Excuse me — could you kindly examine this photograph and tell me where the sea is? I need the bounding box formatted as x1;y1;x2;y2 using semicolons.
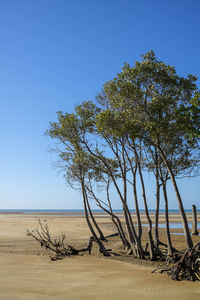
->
0;209;197;215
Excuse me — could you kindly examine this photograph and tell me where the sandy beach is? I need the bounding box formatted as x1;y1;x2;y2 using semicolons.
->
0;213;200;300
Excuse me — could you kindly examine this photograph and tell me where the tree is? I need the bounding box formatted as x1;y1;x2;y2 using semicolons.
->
98;51;200;249
45;51;200;267
47;110;111;256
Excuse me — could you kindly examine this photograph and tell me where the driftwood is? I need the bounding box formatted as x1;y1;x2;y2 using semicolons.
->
26;219;95;260
27;219;118;260
152;242;200;281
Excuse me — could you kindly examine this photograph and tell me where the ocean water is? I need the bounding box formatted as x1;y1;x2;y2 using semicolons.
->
143;222;200;229
0;208;198;215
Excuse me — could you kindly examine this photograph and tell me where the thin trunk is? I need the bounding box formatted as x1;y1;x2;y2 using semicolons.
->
98;203;130;248
168;171;193;248
124;144;142;240
86;194;106;241
121;165;136;243
139;165;155;259
86;181;130;249
106;184;130;248
130;161;142;242
123;206;135;244
83;139;143;257
134;145;156;260
132;167;144;256
162;181;173;256
122;203;144;257
81;179;111;256
154;178;160;248
192;204;198;236
114;217;130;248
159;151;193;249
122;143;144;258
154;148;160;248
121;142;142;255
121;144;135;244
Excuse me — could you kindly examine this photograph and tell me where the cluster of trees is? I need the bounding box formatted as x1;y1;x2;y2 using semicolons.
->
47;51;200;261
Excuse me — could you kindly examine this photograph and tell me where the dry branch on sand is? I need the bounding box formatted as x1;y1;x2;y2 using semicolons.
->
26;219;94;260
26;219;117;260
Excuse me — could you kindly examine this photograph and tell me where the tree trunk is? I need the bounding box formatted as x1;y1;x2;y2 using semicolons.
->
135;149;156;260
154;178;160;249
162;181;173;255
112;215;130;248
124;146;143;255
106;190;130;248
154;148;160;248
168;171;193;248
121;167;143;255
86;194;106;241
132;164;142;243
122;205;135;243
159;151;193;249
81;180;111;256
192;204;199;236
96;202;130;249
85;142;143;257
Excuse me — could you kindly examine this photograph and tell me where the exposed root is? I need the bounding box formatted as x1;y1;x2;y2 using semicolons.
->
152;242;200;281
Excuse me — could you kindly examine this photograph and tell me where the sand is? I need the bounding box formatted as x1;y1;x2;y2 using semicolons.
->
0;213;200;300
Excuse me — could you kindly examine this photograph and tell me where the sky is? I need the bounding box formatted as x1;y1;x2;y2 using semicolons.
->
0;0;200;210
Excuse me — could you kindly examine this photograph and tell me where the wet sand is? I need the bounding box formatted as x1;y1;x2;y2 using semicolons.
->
0;213;200;299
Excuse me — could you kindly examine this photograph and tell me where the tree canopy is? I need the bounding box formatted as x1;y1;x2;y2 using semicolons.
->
47;51;200;259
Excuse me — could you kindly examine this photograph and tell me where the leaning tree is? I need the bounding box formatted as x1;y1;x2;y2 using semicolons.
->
47;110;111;256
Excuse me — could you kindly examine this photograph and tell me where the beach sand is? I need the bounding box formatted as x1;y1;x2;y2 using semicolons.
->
0;213;200;300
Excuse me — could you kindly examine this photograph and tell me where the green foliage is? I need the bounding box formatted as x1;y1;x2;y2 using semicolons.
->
97;51;199;173
47;50;200;202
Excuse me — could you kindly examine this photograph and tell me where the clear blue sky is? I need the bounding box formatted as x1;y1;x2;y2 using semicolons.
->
0;0;199;209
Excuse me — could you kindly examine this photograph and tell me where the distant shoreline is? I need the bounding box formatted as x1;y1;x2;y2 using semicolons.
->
0;209;197;216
